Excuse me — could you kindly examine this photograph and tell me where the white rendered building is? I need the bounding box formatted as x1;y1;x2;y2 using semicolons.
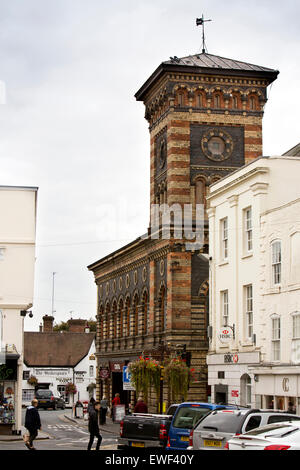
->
0;185;38;435
207;154;300;413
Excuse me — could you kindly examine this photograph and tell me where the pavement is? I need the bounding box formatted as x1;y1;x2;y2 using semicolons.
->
0;410;120;442
0;427;50;442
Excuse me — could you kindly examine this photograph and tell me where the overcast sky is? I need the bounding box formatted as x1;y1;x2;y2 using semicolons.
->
0;0;298;331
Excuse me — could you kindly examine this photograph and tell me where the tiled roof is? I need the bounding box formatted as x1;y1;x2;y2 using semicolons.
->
24;332;95;367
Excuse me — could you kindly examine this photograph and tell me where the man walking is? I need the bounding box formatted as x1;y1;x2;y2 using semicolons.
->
24;398;41;450
87;401;102;451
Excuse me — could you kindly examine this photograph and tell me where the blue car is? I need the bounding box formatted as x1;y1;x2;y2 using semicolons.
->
166;402;236;450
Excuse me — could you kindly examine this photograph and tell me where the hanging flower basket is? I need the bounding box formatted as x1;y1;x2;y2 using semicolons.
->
65;382;77;395
129;357;161;403
164;358;193;402
27;375;38;387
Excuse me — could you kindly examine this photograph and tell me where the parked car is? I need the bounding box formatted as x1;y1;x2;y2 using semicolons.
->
118;405;179;449
226;420;300;450
166;402;241;450
35;389;66;410
188;408;300;450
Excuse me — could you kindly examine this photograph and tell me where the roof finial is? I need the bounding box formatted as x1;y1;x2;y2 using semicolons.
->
196;14;212;54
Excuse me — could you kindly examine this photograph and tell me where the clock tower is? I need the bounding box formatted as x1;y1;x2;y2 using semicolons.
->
135;52;279;217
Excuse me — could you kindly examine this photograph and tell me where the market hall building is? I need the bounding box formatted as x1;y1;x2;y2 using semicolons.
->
88;50;278;411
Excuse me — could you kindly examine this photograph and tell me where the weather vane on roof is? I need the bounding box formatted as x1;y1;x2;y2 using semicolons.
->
196;14;212;54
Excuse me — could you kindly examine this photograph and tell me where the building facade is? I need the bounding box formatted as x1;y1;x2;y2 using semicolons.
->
88;52;278;411
0;185;38;435
207;154;300;413
22;316;96;408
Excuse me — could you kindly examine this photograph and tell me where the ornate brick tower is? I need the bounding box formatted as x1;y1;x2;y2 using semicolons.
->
89;51;278;410
135;53;278;215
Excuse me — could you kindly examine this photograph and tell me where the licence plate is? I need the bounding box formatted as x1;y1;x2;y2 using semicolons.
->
204;439;222;447
130;442;145;448
180;436;189;442
40;400;47;403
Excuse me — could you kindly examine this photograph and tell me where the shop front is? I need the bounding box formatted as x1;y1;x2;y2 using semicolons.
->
0;355;18;435
251;368;300;414
207;351;261;408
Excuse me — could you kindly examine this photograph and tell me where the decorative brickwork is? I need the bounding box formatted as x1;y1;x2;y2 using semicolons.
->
88;51;278;411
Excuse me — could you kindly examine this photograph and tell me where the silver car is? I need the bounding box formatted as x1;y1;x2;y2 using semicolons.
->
188;409;300;450
227;420;300;450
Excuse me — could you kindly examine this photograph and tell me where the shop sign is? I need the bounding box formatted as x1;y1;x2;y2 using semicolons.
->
0;360;17;381
123;366;135;391
282;378;289;392
219;327;234;344
110;362;124;372
99;367;110;380
224;353;239;364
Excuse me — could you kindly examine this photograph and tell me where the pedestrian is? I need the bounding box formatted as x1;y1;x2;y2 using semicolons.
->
134;396;148;413
100;395;108;425
24;398;41;450
87;396;96;416
111;393;121;422
87;401;102;451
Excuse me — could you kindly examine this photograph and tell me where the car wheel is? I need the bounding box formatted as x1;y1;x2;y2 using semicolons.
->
53;403;57;410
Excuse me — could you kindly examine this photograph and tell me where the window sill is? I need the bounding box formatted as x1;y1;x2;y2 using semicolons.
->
241;252;253;260
218;260;229;267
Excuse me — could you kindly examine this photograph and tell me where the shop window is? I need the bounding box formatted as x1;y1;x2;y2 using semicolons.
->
0;382;15;426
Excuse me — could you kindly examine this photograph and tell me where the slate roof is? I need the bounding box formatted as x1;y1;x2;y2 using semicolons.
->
135;52;279;101
163;52;277;73
283;143;300;157
24;332;95;367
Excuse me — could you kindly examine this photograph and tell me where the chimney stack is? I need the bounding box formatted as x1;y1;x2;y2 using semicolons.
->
67;318;86;333
42;315;54;332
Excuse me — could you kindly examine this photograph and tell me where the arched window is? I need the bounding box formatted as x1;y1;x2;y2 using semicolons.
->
196;93;203;108
249;96;256;110
177;92;185;107
118;299;124;338
195;178;206;206
159;286;166;332
133;294;139;336
125;298;130;337
214;94;220;108
112;301;117;338
142;291;148;335
232;95;238;109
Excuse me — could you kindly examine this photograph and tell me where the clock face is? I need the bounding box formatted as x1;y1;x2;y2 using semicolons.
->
201;129;234;162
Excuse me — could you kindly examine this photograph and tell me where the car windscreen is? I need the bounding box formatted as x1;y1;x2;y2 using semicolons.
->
36;390;52;398
172;407;211;429
195;411;244;433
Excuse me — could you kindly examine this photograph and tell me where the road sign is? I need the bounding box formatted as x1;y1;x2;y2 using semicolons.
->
123;366;135;391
